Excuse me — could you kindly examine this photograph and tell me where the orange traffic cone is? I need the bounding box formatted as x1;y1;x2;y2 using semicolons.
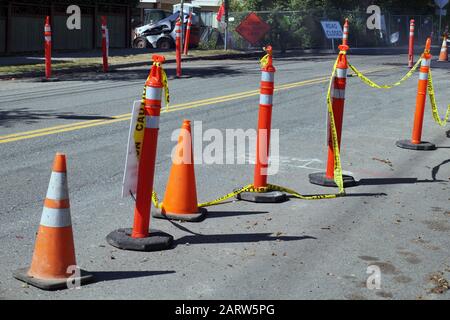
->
13;153;93;290
152;120;207;222
438;34;448;62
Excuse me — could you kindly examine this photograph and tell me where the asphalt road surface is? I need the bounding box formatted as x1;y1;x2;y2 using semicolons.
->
0;53;449;300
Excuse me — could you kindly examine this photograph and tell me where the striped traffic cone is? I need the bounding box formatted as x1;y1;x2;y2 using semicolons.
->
397;38;436;151
13;153;93;290
438;34;448;62
309;18;356;188
237;46;287;203
153;120;207;222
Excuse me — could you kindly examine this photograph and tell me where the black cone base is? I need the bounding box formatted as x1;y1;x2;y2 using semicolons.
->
152;207;207;222
396;140;436;151
13;268;94;291
309;172;357;188
106;228;173;252
237;191;288;203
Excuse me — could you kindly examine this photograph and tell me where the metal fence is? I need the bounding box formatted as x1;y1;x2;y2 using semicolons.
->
200;9;437;51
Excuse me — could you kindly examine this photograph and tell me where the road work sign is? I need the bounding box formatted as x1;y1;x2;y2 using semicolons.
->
320;21;343;39
235;12;271;45
122;100;142;197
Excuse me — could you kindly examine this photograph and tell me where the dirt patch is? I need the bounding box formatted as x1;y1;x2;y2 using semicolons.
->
358;256;379;261
371;261;399;275
398;252;422;265
372;157;394;170
345;293;367;300
394;275;413;283
376;291;393;299
428;272;449;294
422;220;450;232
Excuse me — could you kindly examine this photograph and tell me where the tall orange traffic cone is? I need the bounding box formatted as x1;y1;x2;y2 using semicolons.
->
13;153;93;290
153;120;207;222
438;34;448;62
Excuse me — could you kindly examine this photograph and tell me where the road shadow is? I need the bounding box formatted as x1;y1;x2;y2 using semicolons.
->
206;211;269;219
0;107;113;128
52;65;247;83
175;233;316;246
432;159;450;180
90;270;175;283
342;192;387;198
357;178;446;186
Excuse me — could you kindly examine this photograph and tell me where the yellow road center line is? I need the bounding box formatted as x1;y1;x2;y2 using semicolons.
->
0;66;394;144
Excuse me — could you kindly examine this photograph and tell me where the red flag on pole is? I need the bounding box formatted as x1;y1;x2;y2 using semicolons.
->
216;2;225;22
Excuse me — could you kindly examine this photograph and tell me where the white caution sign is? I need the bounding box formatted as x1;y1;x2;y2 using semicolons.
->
320;21;343;39
122;100;142;198
435;0;449;8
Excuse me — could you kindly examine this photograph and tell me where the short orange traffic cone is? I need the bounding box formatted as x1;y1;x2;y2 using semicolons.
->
13;153;93;290
153;120;207;222
438;34;448;62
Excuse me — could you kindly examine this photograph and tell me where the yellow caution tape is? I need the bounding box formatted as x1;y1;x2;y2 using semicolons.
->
133;85;147;159
260;53;269;68
348;57;422;89
198;185;254;207
150;52;347;209
134;63;170;159
327;53;345;194
245;184;342;200
427;69;450;127
151;185;254;209
159;62;170;111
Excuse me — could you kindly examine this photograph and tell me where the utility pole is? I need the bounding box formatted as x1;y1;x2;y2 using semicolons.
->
224;0;229;50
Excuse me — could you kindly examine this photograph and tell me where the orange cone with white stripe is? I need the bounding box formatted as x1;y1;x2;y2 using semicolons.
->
438;34;448;62
13;153;93;290
152;120;207;222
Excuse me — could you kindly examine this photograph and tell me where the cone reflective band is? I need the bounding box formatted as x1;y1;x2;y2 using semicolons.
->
237;46;287;203
13;153;93;290
176;19;182;77
44;16;51;79
183;13;192;55
342;19;349;46
101;16;108;73
309;19;356;188
397;38;436;151
438;34;448;62
106;55;173;252
408;20;415;68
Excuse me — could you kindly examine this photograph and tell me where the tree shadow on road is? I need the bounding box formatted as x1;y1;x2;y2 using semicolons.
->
0;107;113;128
90;270;175;283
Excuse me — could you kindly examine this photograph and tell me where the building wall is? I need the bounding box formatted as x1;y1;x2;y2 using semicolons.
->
53;14;94;50
0;12;5;53
2;1;132;54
